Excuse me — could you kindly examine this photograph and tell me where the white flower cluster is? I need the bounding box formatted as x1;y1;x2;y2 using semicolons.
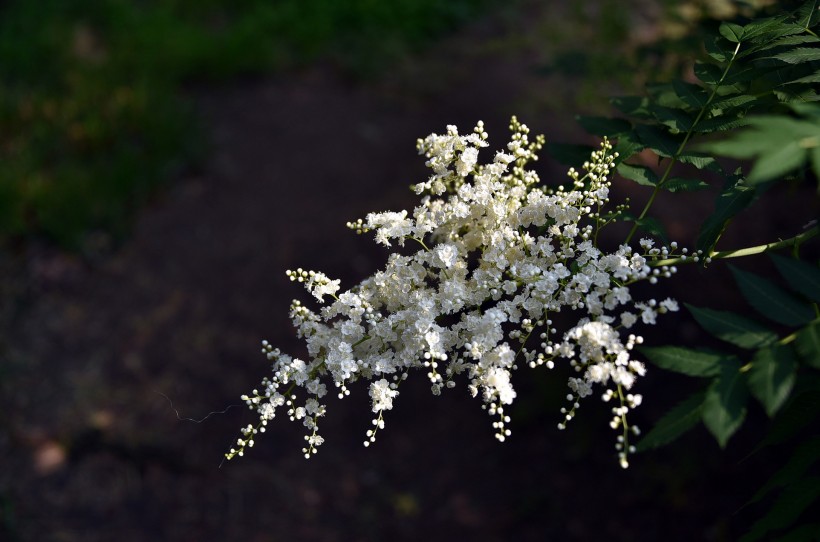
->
227;118;679;468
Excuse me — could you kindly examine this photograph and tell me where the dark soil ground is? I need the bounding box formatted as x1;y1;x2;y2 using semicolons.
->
2;3;818;541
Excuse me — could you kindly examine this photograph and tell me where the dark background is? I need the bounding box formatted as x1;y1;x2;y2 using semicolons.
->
1;1;817;540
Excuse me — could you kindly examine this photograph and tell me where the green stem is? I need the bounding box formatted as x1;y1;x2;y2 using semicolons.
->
625;41;743;244
649;225;818;266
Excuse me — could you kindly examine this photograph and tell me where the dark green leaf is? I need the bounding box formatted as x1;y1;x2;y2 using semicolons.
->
686;304;777;349
635;124;682;158
694;61;724;85
639;346;729;377
769;47;820;64
649;104;694;132
756;378;820;449
635;392;705;452
677;152;721;171
616;163;658;186
771;34;820;47
750;436;820;504
705;37;733;62
702;361;748;448
576;116;632;137
744;17;802;42
741;15;790;40
771;254;820;301
613;131;645;160
661;177;710;192
730;266;816;326
710;94;758;115
719;22;744;43
795;321;820;369
741;476;820;542
696;179;756;254
796;1;820;28
692;115;751;134
786;71;820;84
748;344;797;417
610;95;652;119
672;80;708;108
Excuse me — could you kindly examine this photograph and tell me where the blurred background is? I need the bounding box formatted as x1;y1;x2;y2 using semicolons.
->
1;0;813;540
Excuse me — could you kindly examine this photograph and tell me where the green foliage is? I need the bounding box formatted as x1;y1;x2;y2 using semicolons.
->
730;265;816;327
702;360;748;448
565;1;820;244
639;346;729;377
685;303;778;349
640;253;819;451
639;252;820;537
0;0;494;247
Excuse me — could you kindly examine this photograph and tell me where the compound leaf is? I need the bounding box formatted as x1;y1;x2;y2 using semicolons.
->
748;344;797;417
730;266;815;327
636;391;705;452
686;304;777;349
640;346;729;377
702;361;748;448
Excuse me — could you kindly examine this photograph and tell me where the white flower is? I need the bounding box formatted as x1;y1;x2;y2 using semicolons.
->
370;379;399;412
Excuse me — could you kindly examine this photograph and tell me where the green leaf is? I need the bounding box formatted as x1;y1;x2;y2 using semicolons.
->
741;15;791;41
677;152;721;171
694;61;724;85
661;177;710;192
696;179;756;254
719;22;744;43
672;80;708;108
702;361;748;448
649;104;695;132
745;116;820;138
771;253;820;301
744;17;803;42
639;346;729;377
576;116;631;137
747;140;807;184
610;95;652;119
786;71;820;84
635;392;705;452
750;436;820;504
613;131;645;160
796;1;820;28
710;94;758;113
771;35;820;47
755;378;820;449
705;37;733;62
769;47;820;64
795;321;820;369
692;115;751;134
616;162;659;186
741;476;820;542
635;124;682;158
686;304;777;349
748;344;797;417
697;131;773;159
730;266;816;326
